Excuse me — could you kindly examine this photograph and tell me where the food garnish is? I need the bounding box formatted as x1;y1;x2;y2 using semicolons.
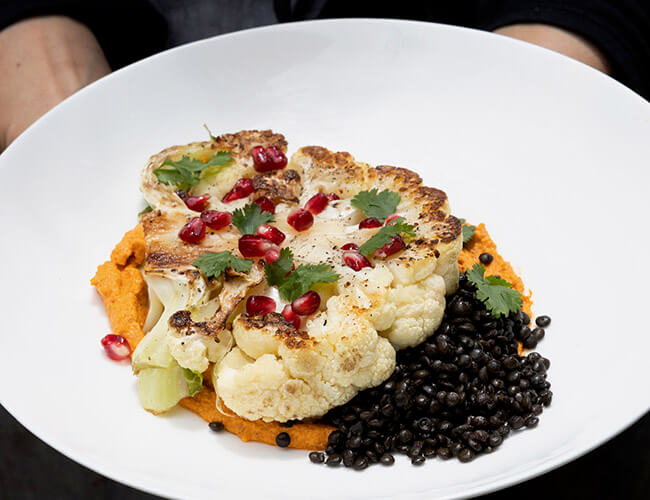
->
231;202;274;235
153;151;233;191
193;251;253;279
459;218;476;245
358;217;415;257
138;204;153;217
466;263;523;317
351;188;401;222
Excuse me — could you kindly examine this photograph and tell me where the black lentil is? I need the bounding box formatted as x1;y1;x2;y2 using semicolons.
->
208;421;224;432
309;272;552;469
275;432;291;448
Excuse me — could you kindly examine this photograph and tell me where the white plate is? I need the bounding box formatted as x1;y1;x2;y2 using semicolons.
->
0;19;649;500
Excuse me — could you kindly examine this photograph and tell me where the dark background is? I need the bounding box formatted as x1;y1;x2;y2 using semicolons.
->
1;1;648;498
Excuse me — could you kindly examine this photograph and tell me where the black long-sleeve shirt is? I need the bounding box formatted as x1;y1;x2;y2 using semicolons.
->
0;0;648;99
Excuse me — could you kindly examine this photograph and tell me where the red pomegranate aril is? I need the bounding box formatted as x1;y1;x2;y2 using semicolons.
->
385;214;401;225
287;208;314;231
341;242;359;251
201;210;231;230
184;193;211;212
326;193;340;201
222;178;255;202
374;235;406;258
176;189;189;201
343;250;372;271
291;291;321;316
256;224;286;245
179;217;206;244
101;334;131;361
239;234;276;257
251;145;269;171
246;295;276;316
282;304;301;329
263;246;281;264
305;193;329;214
254;196;276;214
359;217;382;229
266;146;288;170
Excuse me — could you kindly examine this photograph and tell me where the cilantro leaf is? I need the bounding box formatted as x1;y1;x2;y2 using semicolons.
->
264;248;294;287
231;203;274;235
351;189;401;222
183;368;203;397
153;151;233;191
358;217;415;257
466;263;522;318
278;264;340;302
459;218;476;245
193;251;252;279
138;204;153;217
203;123;217;141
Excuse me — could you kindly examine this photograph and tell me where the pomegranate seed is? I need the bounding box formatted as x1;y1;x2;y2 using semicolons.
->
374;235;406;258
359;217;382;229
282;304;301;329
239;234;276;257
291;291;321;316
184;193;211;212
305;193;329;214
326;193;340;201
176;190;189;201
251;145;287;172
343;250;372;271
256;224;286;245
385;214;401;225
246;295;276;316
254;196;276;214
201;210;231;230
179;217;206;244
341;243;359;251
263;246;281;263
222;178;255;202
287;208;314;231
101;334;131;361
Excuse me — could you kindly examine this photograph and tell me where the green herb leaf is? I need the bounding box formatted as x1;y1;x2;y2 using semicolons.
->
264;248;294;287
351;189;401;222
231;203;274;235
358;217;415;257
459;218;476;245
278;264;340;302
153;151;233;191
182;368;203;397
466;263;522;318
193;251;252;279
203;123;217;141
138;204;153;217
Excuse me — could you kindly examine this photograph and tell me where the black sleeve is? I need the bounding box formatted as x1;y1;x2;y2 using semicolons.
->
0;0;168;70
473;1;650;100
275;0;650;100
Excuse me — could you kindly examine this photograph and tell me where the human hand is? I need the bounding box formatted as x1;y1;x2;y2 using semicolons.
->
0;16;111;151
494;23;610;74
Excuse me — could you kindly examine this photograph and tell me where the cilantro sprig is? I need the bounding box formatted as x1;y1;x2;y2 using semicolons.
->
153;151;233;191
358;217;415;257
351;189;401;222
466;263;522;318
231;203;274;235
193;251;252;279
459;218;476;246
264;249;340;302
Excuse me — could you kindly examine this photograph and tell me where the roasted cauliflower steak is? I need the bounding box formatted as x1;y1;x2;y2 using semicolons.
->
138;130;462;422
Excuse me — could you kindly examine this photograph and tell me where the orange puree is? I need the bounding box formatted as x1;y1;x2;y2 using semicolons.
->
91;222;531;450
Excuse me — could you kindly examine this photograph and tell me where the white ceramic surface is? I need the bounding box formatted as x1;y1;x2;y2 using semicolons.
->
0;19;649;500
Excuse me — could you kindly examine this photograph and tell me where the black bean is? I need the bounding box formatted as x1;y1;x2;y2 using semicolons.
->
275;432;291;447
309;451;325;464
380;453;395;465
479;253;494;265
411;456;426;465
535;315;551;327
325;454;342;466
458;448;475;462
525;416;539;428
399;429;414;443
208;421;224;432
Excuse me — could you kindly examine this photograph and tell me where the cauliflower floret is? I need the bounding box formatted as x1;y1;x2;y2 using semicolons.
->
168;329;233;373
216;299;395;422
